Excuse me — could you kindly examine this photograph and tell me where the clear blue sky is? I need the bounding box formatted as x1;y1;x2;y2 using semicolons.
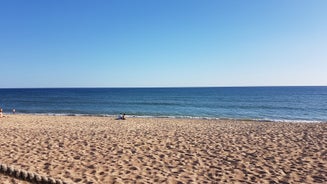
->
0;0;326;88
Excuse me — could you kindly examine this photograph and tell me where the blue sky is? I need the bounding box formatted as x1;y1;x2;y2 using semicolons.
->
0;0;326;88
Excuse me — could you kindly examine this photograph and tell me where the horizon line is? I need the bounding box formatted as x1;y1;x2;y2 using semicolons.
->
0;85;326;89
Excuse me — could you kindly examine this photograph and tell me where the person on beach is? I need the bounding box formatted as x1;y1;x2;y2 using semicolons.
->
116;113;126;120
116;113;123;120
0;108;3;118
12;109;16;114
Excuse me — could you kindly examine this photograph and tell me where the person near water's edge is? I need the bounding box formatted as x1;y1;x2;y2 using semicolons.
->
116;113;126;120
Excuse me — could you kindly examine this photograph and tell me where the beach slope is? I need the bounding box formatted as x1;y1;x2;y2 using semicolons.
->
0;115;326;183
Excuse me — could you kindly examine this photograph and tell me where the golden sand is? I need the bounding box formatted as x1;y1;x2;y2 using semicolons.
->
0;115;326;183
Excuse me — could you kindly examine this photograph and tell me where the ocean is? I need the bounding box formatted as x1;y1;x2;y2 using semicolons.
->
0;87;326;122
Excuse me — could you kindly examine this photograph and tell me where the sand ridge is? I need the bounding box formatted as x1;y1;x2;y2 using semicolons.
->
0;115;326;183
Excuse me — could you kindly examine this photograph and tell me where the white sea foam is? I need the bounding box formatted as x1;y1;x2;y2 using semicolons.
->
15;112;325;123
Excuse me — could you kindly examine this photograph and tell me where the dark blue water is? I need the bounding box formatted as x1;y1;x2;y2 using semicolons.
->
0;87;326;122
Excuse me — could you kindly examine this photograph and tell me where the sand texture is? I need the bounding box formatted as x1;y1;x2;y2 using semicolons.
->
0;115;326;183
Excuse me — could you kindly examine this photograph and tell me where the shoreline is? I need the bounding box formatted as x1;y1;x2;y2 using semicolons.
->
1;112;326;123
0;114;326;183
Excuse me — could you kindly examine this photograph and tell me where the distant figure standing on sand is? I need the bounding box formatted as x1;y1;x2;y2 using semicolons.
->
0;108;3;118
13;109;16;114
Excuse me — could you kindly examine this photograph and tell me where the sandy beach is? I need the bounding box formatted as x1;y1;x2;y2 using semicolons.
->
0;115;326;183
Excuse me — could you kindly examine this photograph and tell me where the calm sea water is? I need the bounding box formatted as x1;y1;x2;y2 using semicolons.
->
0;87;326;122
